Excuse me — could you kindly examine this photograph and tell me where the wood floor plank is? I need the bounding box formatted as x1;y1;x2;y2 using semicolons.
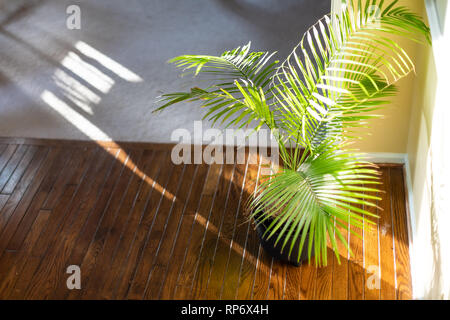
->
315;249;334;299
189;160;247;300
390;167;412;300
78;150;150;299
0;139;412;300
111;152;183;300
174;163;223;299
364;187;381;300
0;145;28;191
21;148;115;299
0;145;18;174
217;153;250;300
0;209;51;298
265;158;288;300
131;163;197;300
97;152;169;299
0;194;9;214
69;147;98;185
158;163;210;300
8;193;72;300
190;163;235;300
267;260;287;300
17;147;97;260
132;161;186;300
50;149;130;299
0;146;50;255
31;148;119;299
6;147;75;251
1;145;37;194
251;247;273;300
251;156;276;300
330;212;350;299
221;151;260;300
235;153;263;300
0;251;18;298
40;147;89;211
299;260;316;300
7;148;96;299
378;168;397;300
65;149;143;300
348;194;365;300
200;164;238;300
283;262;301;300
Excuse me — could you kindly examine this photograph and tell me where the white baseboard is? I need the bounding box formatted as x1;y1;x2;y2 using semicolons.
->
364;152;418;299
364;152;408;164
403;155;419;299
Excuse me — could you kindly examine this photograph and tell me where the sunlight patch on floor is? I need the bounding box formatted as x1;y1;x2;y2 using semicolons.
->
52;69;100;115
75;41;143;83
60;51;115;94
41;90;110;140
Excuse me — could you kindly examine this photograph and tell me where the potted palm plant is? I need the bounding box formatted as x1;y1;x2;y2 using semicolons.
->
155;0;430;266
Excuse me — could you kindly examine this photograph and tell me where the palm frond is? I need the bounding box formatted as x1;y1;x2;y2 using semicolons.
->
155;0;430;266
271;0;430;150
249;143;381;266
154;43;279;129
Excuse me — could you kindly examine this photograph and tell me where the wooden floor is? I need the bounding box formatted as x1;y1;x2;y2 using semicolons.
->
0;138;412;300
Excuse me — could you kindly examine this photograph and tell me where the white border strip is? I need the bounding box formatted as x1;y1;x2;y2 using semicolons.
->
364;152;407;164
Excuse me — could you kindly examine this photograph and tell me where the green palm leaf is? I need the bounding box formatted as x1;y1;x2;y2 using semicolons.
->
155;0;430;266
272;0;430;150
154;42;279;129
249;142;381;266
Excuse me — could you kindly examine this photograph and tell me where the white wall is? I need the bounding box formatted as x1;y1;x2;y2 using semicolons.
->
406;0;450;300
408;0;450;299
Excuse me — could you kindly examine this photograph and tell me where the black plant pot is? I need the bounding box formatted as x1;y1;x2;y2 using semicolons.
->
254;212;313;267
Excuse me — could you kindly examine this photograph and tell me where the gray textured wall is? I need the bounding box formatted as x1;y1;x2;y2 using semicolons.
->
0;0;330;142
